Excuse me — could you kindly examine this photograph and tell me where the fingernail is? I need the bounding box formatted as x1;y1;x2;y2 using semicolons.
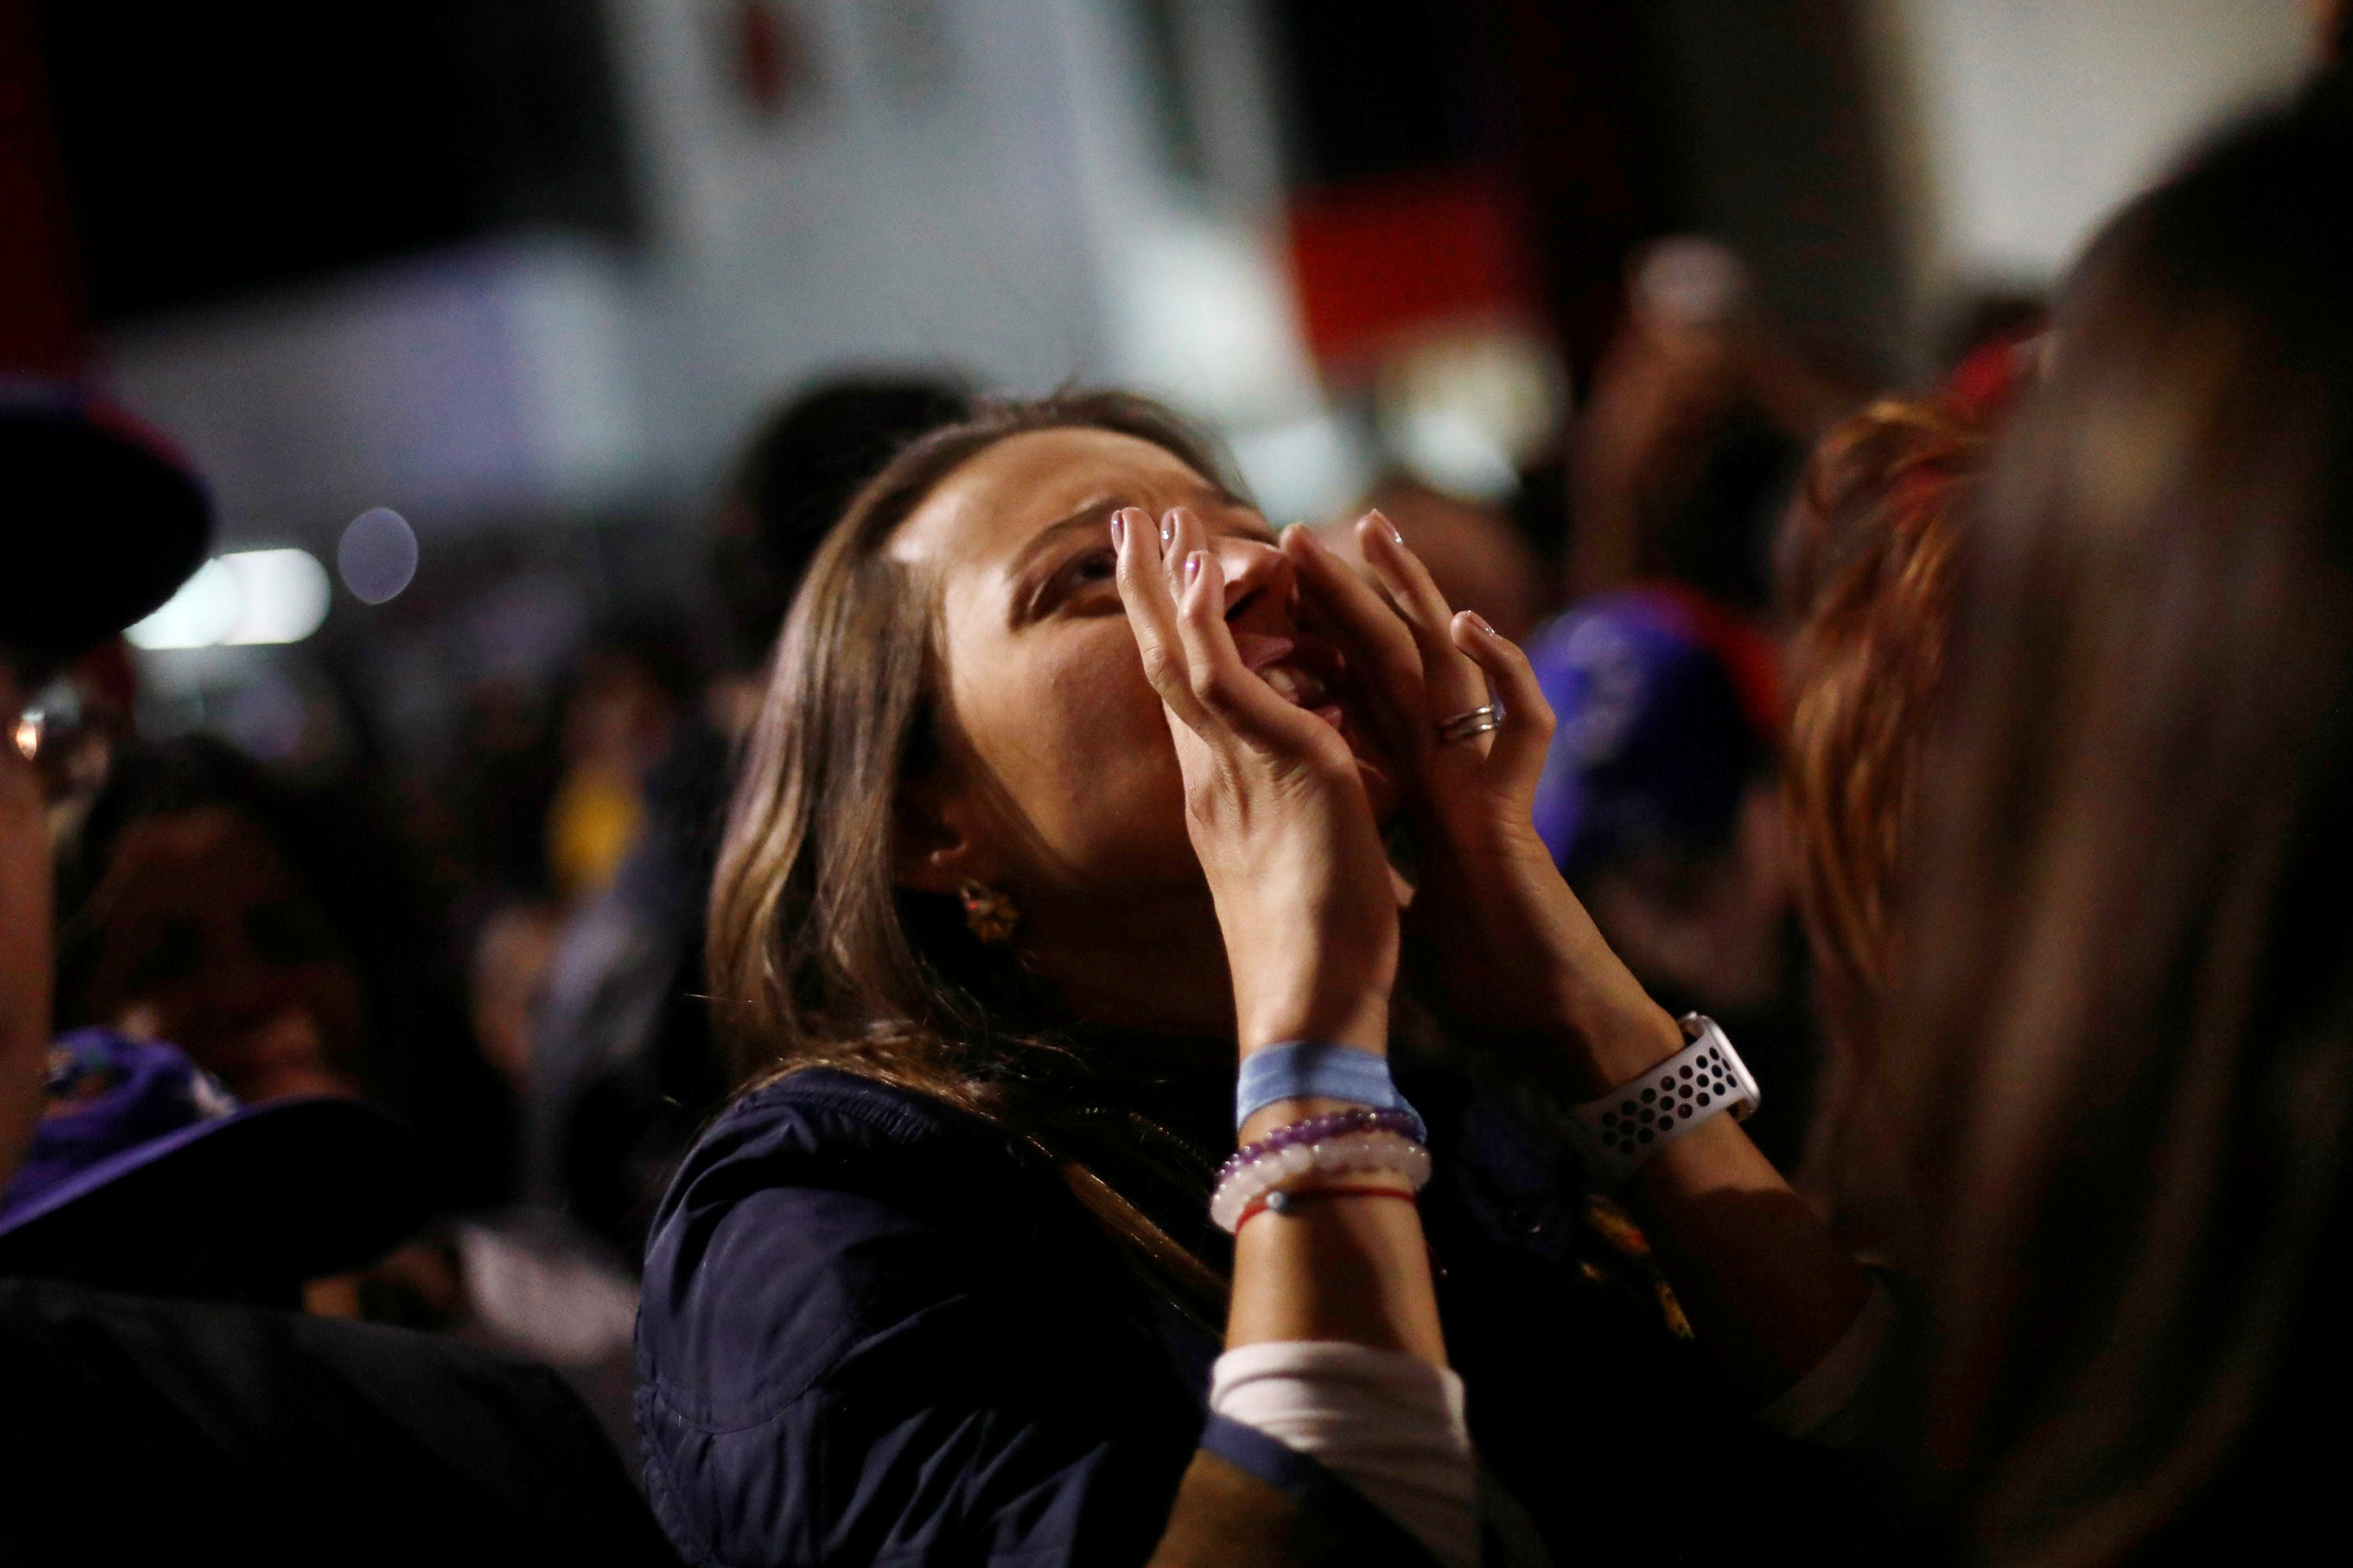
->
1464;611;1496;637
1367;509;1402;547
1109;513;1126;549
1158;513;1175;549
1185;551;1204;585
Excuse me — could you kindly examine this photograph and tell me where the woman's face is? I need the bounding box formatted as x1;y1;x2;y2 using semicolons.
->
83;805;364;1104
889;427;1396;918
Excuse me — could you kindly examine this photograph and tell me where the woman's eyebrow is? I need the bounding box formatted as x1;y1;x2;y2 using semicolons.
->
1002;490;1271;605
1004;498;1123;587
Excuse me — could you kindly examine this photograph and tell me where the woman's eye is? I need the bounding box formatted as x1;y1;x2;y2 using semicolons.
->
1020;546;1125;622
1047;548;1118;602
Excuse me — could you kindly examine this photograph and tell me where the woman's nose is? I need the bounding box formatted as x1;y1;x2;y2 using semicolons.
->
1213;536;1296;630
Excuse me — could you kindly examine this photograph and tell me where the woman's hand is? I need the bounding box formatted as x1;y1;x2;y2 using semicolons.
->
1115;507;1397;1055
1283;522;1876;1401
1285;518;1681;1090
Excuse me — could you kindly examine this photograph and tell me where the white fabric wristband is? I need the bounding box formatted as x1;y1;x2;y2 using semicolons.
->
1210;1341;1478;1567
1574;1014;1760;1184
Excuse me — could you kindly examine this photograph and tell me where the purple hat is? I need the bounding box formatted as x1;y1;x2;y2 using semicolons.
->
1525;586;1780;879
0;1030;428;1296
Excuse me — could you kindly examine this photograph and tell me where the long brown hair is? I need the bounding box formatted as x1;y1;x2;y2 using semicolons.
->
1890;80;2353;1561
707;389;1240;1305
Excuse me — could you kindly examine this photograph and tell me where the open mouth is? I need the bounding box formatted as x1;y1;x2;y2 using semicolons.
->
1234;633;1346;729
1226;630;1400;817
1258;659;1343;727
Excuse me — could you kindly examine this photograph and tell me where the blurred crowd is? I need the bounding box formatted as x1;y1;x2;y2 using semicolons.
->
2;241;1897;1329
3;7;2350;1565
0;243;2024;1555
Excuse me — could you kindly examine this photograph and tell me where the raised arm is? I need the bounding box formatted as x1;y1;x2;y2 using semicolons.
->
1289;518;1872;1405
1114;504;1466;1564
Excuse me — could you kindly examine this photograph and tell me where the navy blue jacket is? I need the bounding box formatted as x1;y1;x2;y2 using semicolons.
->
637;1066;1888;1567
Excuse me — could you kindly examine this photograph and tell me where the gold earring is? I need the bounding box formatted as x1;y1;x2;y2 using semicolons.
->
959;879;1019;944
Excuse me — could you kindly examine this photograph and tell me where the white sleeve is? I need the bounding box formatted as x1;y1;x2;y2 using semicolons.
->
1753;1274;1900;1446
1210;1340;1480;1567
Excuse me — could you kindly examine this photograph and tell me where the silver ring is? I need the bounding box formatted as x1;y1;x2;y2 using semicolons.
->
1436;704;1503;744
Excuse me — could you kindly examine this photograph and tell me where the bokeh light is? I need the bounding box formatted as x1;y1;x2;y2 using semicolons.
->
126;550;333;649
339;507;420;605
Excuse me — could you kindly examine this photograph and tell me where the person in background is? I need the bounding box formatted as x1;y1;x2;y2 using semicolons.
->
1773;332;2034;1250
545;622;698;907
1835;73;2353;1557
1568;237;1862;612
473;376;974;1453
58;741;365;1103
439;672;569;914
486;617;717;1443
0;391;679;1566
0;1029;426;1305
706;371;975;727
522;371;974;1266
0;679;46;1200
1520;586;1817;1168
1;390;212;1175
470;898;561;1098
53;735;510;1214
0;1031;676;1567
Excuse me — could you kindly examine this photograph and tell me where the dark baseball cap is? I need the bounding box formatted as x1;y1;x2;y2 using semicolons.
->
0;1030;428;1298
1;382;212;664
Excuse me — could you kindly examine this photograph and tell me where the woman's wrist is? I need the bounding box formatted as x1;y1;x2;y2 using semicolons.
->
1437;827;1685;1091
1457;946;1679;1092
1235;985;1390;1059
1558;999;1688;1098
1227;921;1392;1057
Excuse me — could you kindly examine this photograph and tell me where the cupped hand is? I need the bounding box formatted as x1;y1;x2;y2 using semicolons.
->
1283;517;1681;1089
1114;506;1397;1056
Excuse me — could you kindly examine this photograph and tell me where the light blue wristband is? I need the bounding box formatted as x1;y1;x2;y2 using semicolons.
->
1234;1042;1426;1141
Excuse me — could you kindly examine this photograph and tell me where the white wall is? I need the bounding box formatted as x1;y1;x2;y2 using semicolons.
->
606;0;1115;483
105;239;647;542
1870;0;2311;313
100;0;1320;548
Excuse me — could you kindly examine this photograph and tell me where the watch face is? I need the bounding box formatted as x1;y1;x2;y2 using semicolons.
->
1681;1015;1761;1120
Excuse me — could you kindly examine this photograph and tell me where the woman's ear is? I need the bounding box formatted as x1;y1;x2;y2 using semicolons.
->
891;776;986;896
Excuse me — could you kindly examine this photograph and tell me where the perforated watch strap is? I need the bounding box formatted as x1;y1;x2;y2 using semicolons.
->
1573;1014;1760;1186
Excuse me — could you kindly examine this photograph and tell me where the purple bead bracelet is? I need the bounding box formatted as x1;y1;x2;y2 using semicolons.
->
1218;1106;1424;1186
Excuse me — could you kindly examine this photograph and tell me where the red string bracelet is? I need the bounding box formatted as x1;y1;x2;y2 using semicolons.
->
1235;1186;1420;1231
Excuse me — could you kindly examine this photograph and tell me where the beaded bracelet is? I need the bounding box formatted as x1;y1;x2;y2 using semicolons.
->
1211;1130;1431;1233
1210;1108;1433;1233
1216;1106;1423;1186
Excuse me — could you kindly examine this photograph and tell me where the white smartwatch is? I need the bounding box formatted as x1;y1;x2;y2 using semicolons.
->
1574;1014;1760;1185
